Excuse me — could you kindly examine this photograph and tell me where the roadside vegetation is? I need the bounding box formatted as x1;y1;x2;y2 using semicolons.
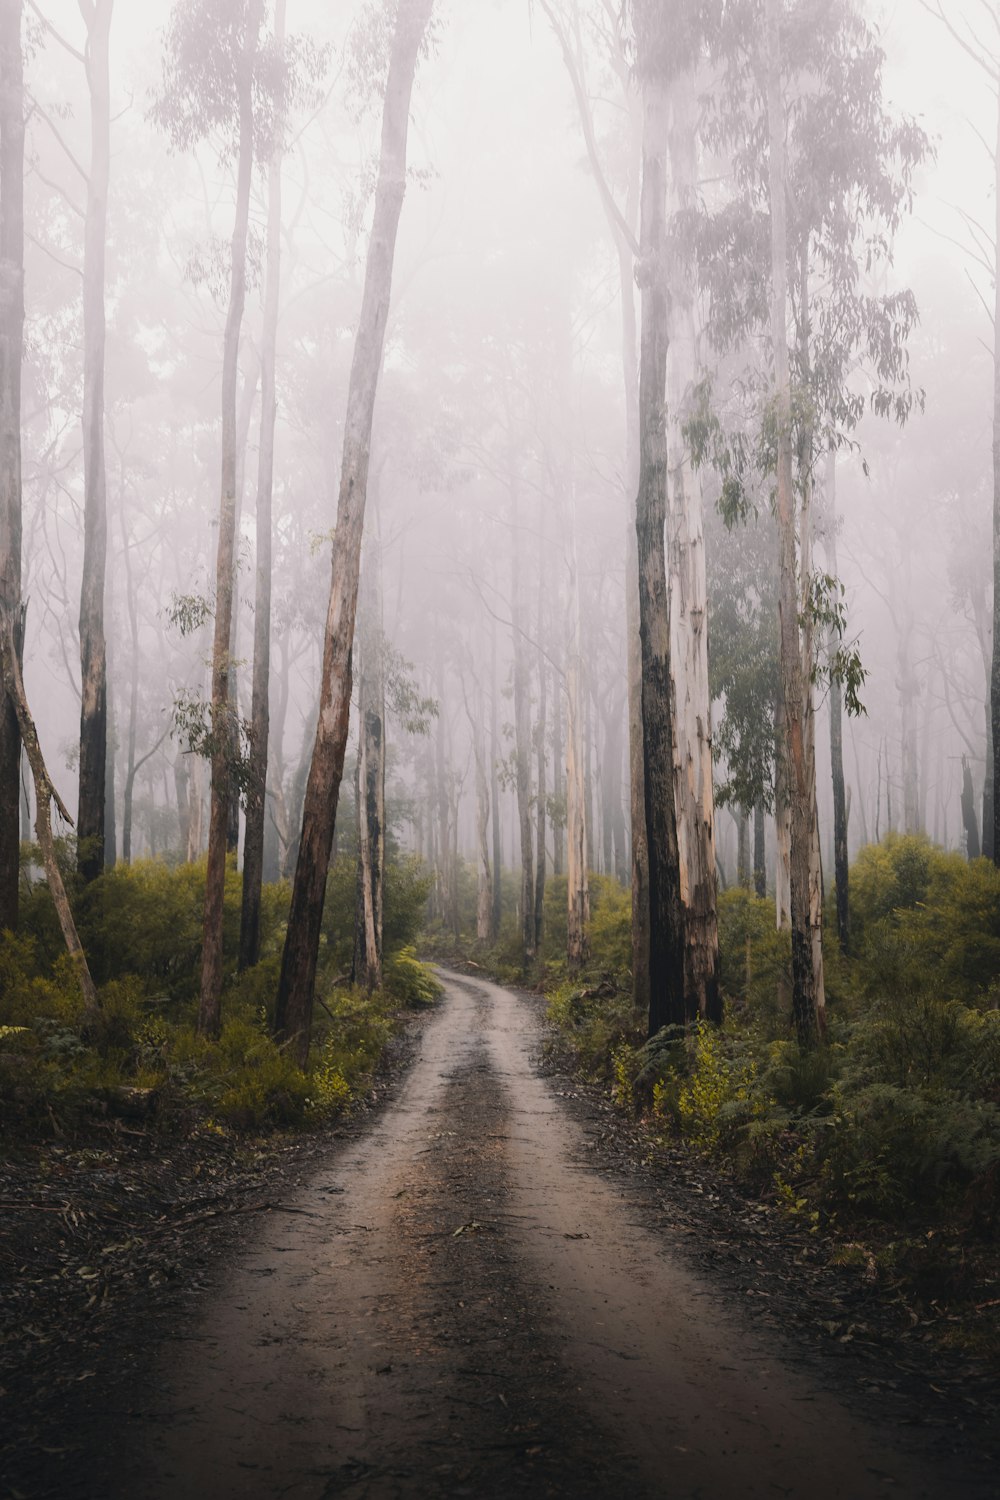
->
427;834;1000;1356
0;843;438;1139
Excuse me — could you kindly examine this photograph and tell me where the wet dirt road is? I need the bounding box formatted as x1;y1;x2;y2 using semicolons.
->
115;971;987;1499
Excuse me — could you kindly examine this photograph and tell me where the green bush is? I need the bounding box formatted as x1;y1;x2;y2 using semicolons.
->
384;947;441;1007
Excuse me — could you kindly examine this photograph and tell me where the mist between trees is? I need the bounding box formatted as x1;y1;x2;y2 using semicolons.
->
2;0;1000;1064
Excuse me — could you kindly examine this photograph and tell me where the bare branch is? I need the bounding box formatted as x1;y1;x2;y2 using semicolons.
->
537;0;640;258
26;0;85;62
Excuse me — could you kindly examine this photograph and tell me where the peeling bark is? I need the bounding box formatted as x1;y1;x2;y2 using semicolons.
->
665;69;720;1024
635;71;687;1036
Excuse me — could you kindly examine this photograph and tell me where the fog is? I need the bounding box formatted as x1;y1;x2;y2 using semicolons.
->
11;0;1000;930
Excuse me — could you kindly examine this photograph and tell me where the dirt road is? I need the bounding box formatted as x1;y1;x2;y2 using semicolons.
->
113;971;987;1499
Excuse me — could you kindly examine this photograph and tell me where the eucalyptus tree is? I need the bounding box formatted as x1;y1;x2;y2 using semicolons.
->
694;0;926;1040
76;0;113;883
154;0;267;1036
0;0;23;934
274;0;434;1066
629;0;694;1034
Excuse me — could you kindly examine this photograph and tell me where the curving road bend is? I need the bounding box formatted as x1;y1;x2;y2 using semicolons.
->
116;970;985;1499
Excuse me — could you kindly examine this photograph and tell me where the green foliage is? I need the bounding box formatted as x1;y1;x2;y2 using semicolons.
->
384;947;441;1007
676;1022;767;1151
547;978;636;1081
716;888;790;1025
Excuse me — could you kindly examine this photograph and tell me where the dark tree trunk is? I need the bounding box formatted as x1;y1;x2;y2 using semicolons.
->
984;700;994;862
240;0;285;971
490;624;502;940
962;757;981;860
534;574;547;953
991;87;1000;867
635;69;687;1037
737;809;751;889
77;0;112;884
753;803;766;898
826;459;849;952
226;355;260;858
199;4;261;1036
551;639;564;876
273;0;433;1065
0;0;24;933
509;467;535;965
352;542;385;991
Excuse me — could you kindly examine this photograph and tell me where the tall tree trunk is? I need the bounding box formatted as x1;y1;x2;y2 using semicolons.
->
825;457;849;953
534;572;547;953
736;809;750;889
991;83;1000;866
962;756;981;859
273;0;432;1064
490;620;502;938
0;0;24;933
665;67;720;1024
635;67;686;1036
198;3;261;1036
77;0;113;884
795;252;826;1029
753;802;766;898
226;355;260;857
352;541;385;991
509;465;535;965
551;650;564;877
240;0;285;971
767;0;821;1046
469;679;493;944
565;530;589;969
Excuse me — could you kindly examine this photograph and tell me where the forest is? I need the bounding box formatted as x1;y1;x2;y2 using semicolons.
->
3;0;1000;1495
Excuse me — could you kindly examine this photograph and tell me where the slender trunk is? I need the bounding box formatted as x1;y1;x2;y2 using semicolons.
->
665;67;720;1023
187;754;204;862
240;0;285;970
795;251;825;1028
226;356;260;856
104;554;116;869
753;802;766;898
962;756;981;860
566;530;589;969
1;613;97;1013
199;5;261;1036
175;755;190;860
273;0;432;1064
509;466;535;964
736;809;750;889
985;700;995;861
0;0;24;932
636;70;686;1036
77;0;112;883
767;0;820;1046
534;574;547;953
551;650;564;876
991;85;1000;866
826;457;849;952
352;543;385;991
490;621;502;938
471;681;493;944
